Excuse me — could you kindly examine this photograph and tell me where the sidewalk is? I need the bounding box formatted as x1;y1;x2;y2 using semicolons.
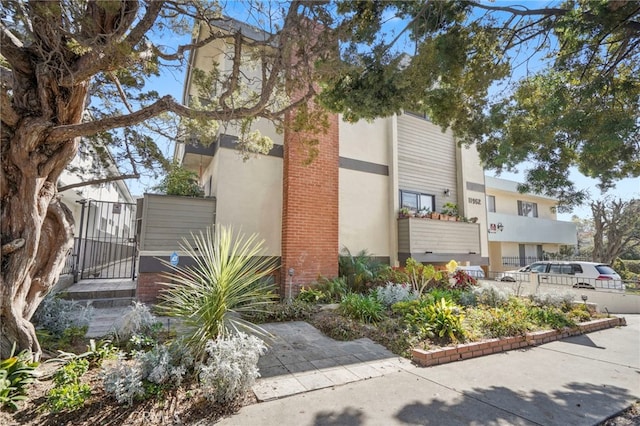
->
216;315;640;426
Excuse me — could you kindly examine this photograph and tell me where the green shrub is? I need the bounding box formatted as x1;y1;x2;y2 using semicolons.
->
0;345;39;412
153;162;204;197
158;225;278;360
244;300;316;323
316;276;348;301
401;298;465;342
297;287;328;304
46;358;91;413
391;298;431;317
340;293;386;324
375;267;410;286
466;303;532;338
339;248;387;292
531;307;575;329
405;258;442;295
567;304;592;322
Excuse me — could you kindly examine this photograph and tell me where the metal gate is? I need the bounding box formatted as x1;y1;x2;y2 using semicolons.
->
75;199;137;280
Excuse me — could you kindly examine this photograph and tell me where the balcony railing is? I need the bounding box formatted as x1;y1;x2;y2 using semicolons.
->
502;255;591;267
397;217;484;264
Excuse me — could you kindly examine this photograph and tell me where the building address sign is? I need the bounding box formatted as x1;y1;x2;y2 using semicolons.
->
468;197;482;205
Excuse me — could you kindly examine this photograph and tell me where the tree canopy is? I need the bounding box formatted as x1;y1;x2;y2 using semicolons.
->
319;0;640;209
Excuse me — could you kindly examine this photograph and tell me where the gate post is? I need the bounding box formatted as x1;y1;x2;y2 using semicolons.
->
74;199;87;283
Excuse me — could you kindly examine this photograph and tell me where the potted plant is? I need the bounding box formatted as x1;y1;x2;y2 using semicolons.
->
441;202;458;220
429;211;440;220
399;207;412;218
417;207;431;218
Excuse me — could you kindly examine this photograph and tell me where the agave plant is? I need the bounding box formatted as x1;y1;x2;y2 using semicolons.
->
157;225;278;359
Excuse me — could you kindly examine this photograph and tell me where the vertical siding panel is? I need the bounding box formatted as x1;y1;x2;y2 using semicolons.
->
397;115;458;213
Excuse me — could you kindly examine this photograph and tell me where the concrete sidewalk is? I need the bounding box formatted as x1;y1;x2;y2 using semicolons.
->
217;315;640;426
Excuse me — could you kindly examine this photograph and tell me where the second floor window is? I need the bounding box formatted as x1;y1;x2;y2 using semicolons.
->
487;195;496;212
400;190;435;214
518;200;538;217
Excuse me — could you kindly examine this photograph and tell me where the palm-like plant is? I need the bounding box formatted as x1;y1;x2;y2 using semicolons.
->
157;225;278;359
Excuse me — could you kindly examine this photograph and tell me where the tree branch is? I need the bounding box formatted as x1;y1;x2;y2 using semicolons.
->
58;173;139;192
1;88;20;127
0;24;31;74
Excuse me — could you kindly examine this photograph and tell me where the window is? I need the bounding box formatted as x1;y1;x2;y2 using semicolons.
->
517;200;538;217
529;263;548;273
487;195;496;212
403;110;430;121
400;190;435;214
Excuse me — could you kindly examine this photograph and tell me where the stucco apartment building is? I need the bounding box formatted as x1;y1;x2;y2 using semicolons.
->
136;19;574;299
485;176;577;272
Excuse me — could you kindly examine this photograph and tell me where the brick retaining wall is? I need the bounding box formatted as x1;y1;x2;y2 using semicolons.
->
412;317;627;367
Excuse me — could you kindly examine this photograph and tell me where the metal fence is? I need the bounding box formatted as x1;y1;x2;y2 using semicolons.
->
485;271;629;293
60;238;79;276
501;255;591;267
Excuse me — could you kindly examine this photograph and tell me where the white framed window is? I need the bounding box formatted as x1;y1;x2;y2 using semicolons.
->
518;200;538;217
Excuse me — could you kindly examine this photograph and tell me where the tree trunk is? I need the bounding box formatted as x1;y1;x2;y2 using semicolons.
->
1;118;78;360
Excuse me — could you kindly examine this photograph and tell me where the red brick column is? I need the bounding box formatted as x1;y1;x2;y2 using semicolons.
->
281;110;339;297
137;272;165;304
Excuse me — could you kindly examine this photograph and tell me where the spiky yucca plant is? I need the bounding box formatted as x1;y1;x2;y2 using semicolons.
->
158;226;278;359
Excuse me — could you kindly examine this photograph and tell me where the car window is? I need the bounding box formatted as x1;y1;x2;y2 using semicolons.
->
595;265;617;275
530;263;547;273
571;264;583;273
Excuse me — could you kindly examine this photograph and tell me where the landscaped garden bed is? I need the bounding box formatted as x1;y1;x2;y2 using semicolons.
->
1;243;629;426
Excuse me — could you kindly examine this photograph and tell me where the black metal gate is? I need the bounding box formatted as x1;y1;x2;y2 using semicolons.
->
75;199;137;280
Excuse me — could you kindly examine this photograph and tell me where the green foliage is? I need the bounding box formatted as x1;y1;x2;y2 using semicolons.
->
404;298;465;342
319;2;640;207
297;287;329;304
473;285;511;308
375;267;410;285
567;305;592;323
338;248;387;293
46;358;91;413
465;305;532;339
153;162;204;197
0;345;39;412
391;298;431;317
340;293;386;324
530;307;576;330
405;258;442;295
243;300;316;324
158;225;278;359
315;276;348;302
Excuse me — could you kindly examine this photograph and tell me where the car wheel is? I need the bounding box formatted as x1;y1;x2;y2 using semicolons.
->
501;276;516;282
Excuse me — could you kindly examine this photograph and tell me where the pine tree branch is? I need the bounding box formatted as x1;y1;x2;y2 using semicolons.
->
58;173;139;192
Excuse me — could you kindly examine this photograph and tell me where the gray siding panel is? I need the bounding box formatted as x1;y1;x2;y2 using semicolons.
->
140;194;216;251
397;115;458;212
398;218;480;256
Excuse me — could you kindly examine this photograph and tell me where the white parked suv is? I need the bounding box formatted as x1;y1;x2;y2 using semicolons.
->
499;261;624;292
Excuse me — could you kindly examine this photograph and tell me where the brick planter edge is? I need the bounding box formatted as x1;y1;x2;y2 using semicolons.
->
412;317;627;367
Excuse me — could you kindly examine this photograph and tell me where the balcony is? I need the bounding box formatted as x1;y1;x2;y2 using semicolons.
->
181;138;217;171
397;217;484;264
487;212;577;245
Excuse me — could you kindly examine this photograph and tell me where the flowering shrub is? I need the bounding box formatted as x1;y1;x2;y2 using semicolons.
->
199;333;266;403
374;283;418;307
